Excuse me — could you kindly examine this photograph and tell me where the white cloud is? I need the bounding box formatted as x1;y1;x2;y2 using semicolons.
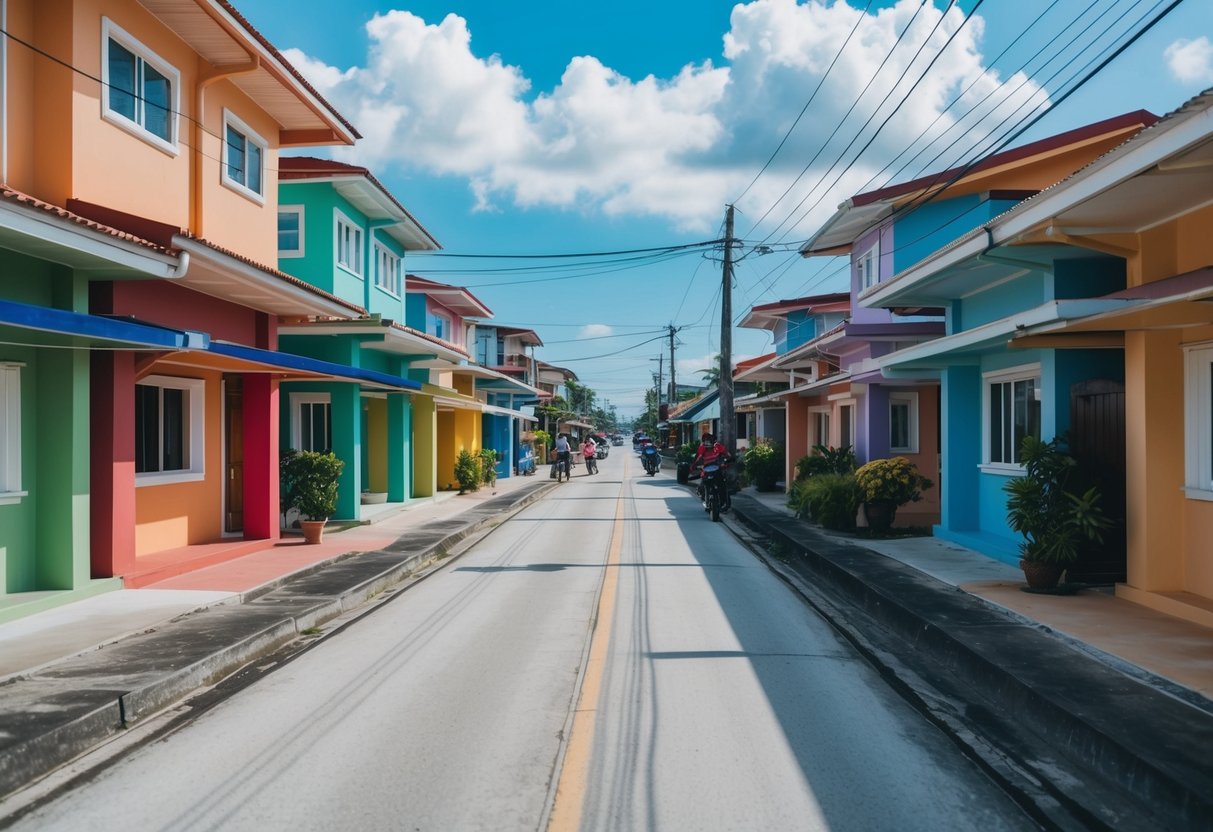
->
579;323;614;338
1165;37;1213;85
288;1;1048;234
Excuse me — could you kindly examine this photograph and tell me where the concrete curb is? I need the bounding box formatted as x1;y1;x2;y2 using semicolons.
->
0;480;557;801
727;493;1213;831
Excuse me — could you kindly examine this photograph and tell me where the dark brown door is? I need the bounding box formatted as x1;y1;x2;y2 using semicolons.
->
225;376;244;534
1068;379;1126;583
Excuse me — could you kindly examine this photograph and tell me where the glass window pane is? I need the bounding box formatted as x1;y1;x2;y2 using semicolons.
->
142;62;171;141
135;385;158;473
247;142;262;194
989;382;1003;463
226;126;245;184
161;387;184;470
107;39;137;121
278;211;300;251
891;402;908;449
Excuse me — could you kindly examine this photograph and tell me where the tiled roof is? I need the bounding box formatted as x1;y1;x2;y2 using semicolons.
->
387;320;470;357
2;188;171;253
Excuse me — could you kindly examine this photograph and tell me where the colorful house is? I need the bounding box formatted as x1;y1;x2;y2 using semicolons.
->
0;0;385;613
859;112;1158;565
274;157;448;519
880;91;1213;626
471;324;544;478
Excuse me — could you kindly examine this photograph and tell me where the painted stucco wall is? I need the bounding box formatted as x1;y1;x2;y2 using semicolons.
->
277;182;337;294
893;197;1022;273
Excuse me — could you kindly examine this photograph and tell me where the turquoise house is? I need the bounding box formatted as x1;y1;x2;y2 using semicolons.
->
859;112;1155;565
275;157;447;520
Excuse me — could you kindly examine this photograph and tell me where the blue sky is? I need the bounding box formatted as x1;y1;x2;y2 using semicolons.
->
235;0;1213;418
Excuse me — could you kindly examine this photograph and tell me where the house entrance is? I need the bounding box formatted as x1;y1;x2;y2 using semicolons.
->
1068;378;1126;583
225;376;244;534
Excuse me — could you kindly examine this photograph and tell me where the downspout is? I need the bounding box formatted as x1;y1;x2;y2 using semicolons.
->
191;58;260;237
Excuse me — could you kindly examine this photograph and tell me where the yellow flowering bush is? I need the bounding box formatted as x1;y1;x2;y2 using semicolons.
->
854;457;932;506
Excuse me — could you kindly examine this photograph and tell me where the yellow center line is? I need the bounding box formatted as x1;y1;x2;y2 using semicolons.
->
547;474;627;831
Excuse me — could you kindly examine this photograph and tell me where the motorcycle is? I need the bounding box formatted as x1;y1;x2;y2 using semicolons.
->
700;461;729;522
641;445;661;476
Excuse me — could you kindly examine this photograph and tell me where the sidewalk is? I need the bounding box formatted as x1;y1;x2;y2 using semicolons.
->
727;487;1213;830
0;474;555;799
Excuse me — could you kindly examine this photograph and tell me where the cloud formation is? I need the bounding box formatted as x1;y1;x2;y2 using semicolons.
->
287;0;1047;235
579;323;614;339
1165;37;1213;85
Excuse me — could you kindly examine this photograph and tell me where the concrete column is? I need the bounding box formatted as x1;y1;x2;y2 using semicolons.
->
939;365;980;533
387;393;410;502
241;374;279;540
90;351;136;578
411;395;437;498
330;384;361;521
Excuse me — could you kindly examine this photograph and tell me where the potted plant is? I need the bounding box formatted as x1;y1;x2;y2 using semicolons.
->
743;440;785;492
1004;435;1110;590
532;430;551;468
281;450;345;544
455;449;481;494
675;442;697;484
853;456;933;534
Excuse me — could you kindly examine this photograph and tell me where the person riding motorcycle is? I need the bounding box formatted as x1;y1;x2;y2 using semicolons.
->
692;432;731;509
553;433;572;480
639;438;661;474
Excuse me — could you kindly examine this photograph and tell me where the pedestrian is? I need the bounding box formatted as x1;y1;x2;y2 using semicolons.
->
582;436;598;475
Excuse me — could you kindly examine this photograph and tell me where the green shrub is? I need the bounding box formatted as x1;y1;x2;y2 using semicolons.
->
480;448;499;486
744;440;785;492
280;450;345;520
455;450;481;494
790;473;861;531
795;444;857;481
676;442;698;464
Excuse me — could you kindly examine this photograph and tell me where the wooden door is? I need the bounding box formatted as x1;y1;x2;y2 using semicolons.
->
225;376;244;534
1068;379;1126;584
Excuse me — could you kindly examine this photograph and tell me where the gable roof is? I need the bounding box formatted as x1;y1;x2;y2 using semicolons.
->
740;292;850;330
279;157;441;251
800;110;1157;256
138;0;358;146
406;275;493;319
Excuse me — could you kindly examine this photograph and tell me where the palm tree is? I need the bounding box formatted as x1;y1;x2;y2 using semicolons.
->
699;353;722;387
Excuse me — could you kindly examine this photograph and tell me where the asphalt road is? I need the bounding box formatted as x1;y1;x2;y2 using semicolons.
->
11;451;1035;831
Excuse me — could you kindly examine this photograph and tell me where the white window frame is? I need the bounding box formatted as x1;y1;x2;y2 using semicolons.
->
981;363;1042;474
374;242;401;296
334;210;364;277
856;242;879;291
135;375;205;487
290;392;332;452
0;362;26;504
221;109;266;203
837;399;856;450
428;308;452;341
278;205;305;258
889;391;919;454
100;18;180;156
1183;344;1213;500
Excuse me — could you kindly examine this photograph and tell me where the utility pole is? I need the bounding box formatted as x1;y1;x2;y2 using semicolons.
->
719;204;736;456
667;324;679;406
651;355;663;410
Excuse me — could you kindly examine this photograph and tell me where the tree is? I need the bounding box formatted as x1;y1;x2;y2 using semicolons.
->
699;353;722;388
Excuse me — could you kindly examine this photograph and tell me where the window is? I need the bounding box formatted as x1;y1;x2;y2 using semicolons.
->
984;366;1041;468
856;243;879;291
222;110;266;201
374;243;401;295
0;363;24;503
1184;345;1213;497
810;408;830;448
335;212;364;276
278;206;304;257
101;19;179;153
889;392;919;453
427;309;452;341
291;393;332;453
135;376;205;484
839;403;855;449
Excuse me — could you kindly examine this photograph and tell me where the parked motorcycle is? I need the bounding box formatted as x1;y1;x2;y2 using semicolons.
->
641;444;661;476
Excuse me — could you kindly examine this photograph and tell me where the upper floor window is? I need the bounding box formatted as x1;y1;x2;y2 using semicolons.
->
1184;344;1213;498
984;365;1041;469
335;211;364;276
290;393;332;453
279;206;304;257
427;309;452;341
222;110;266;201
375;243;401;296
857;243;879;291
101;19;179;154
0;363;24;503
135;375;205;485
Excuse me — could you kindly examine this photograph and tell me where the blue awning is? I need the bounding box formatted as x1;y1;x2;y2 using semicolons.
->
205;342;422;392
0;298;207;350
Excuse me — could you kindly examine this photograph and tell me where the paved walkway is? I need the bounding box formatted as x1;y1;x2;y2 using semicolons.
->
738;488;1213;703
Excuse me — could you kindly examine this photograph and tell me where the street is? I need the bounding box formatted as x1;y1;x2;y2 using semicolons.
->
10;451;1034;831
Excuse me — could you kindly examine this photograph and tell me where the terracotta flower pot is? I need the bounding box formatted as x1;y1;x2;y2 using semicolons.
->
1020;559;1063;590
301;519;327;545
863;499;898;533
